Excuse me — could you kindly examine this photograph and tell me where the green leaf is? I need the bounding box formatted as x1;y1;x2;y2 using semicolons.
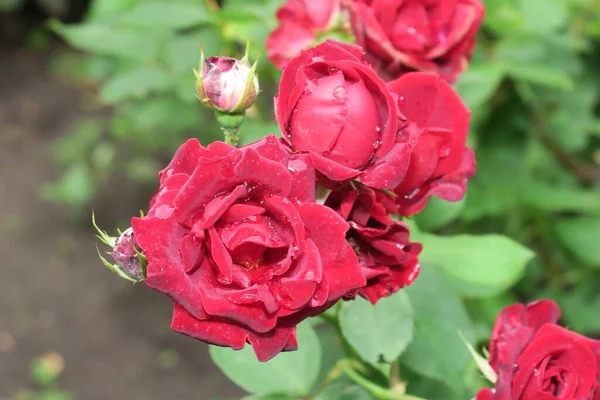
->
118;1;214;29
412;231;535;297
210;322;321;396
402;266;475;385
99;67;174;103
50;21;162;61
555;217;600;266
415;196;466;232
339;293;413;365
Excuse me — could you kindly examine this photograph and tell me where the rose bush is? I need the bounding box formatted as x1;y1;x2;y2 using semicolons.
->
131;135;365;361
266;0;342;69
325;183;422;304
477;300;600;400
348;0;485;81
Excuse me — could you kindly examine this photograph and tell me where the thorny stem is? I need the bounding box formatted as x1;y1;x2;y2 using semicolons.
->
222;126;240;147
389;360;401;389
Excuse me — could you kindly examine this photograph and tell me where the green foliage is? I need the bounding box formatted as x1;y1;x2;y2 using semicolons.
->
339;294;413;366
412;228;535;297
402;266;475;387
210;322;321;397
44;0;600;398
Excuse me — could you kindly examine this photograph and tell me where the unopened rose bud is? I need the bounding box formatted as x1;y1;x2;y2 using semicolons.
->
194;55;259;114
110;228;146;281
93;214;146;283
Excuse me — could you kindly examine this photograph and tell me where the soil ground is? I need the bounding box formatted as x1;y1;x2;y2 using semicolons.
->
0;41;243;400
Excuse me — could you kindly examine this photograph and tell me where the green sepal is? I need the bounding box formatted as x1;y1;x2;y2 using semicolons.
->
92;212;116;248
95;246;142;283
459;331;497;384
133;245;148;280
231;58;258;114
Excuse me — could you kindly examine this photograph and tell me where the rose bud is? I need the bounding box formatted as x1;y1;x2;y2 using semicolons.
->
349;0;485;82
194;53;259;114
266;0;343;69
387;72;476;216
132;135;365;362
325;183;422;304
93;216;146;283
476;300;600;400
275;40;412;190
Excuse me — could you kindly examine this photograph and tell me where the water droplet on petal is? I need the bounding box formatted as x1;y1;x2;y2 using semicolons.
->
439;146;451;158
332;86;346;101
398;96;406;107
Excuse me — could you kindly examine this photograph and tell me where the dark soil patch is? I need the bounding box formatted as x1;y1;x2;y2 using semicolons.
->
0;43;243;400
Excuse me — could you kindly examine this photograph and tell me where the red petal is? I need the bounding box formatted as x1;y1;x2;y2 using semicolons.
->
171;302;247;350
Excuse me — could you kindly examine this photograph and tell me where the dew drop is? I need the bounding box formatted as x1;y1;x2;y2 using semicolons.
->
332;86;346;101
239;293;258;303
398;96;406;107
439;146;451;158
329;66;338;73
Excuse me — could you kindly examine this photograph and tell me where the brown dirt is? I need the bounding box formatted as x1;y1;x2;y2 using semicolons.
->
0;44;243;400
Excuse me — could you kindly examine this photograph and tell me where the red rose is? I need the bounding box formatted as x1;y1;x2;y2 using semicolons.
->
266;0;342;69
348;0;485;82
477;300;600;400
325;183;422;304
131;135;365;361
275;40;413;190
387;72;475;215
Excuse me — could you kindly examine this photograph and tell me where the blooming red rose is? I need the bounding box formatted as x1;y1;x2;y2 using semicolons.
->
325;183;421;304
387;72;475;215
275;39;414;190
348;0;485;82
266;0;342;69
477;300;600;400
131;135;365;361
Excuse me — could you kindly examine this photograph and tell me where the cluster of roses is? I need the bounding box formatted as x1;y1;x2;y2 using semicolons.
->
96;1;600;398
121;38;474;363
267;0;485;82
98;0;482;363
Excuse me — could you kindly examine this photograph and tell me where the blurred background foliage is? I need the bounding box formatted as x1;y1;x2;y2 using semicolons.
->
1;0;599;398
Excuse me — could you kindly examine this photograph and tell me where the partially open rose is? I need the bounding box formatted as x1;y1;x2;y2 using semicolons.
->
325;183;422;304
348;0;485;82
477;300;600;400
275;40;414;189
387;72;475;215
132;135;365;361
